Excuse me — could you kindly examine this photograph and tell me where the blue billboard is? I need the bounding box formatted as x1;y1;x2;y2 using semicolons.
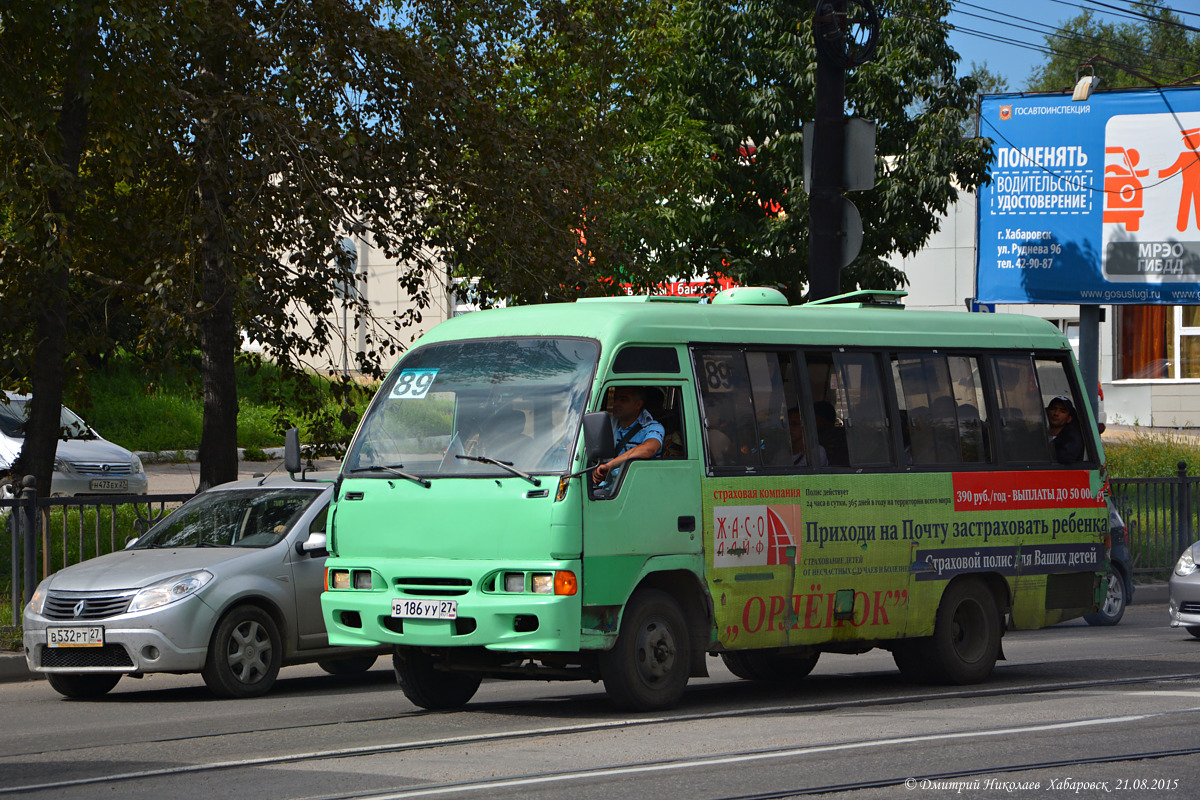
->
976;88;1200;304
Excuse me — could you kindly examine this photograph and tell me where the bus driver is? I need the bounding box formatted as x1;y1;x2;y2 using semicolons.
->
592;386;664;485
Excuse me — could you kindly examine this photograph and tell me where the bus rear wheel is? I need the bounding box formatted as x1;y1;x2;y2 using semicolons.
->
921;579;1001;685
721;650;819;682
392;648;481;710
600;589;691;711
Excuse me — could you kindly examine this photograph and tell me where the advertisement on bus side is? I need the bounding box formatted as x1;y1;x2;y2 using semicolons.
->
702;471;1106;650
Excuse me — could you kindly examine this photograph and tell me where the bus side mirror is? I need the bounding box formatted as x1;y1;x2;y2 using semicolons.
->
285;428;303;475
582;412;616;463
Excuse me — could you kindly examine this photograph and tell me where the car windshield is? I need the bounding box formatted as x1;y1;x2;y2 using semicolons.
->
0;396;94;440
344;338;598;478
133;488;323;549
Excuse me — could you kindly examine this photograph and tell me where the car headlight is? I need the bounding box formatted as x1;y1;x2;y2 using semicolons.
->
128;570;214;612
26;579;50;616
131;454;143;474
52;458;69;473
1175;546;1197;577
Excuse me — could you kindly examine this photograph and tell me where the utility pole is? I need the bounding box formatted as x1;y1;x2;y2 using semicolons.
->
808;1;879;301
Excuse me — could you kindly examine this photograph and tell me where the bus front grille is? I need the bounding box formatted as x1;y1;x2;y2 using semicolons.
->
394;577;472;597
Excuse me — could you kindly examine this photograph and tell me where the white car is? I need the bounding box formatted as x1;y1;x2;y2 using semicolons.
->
0;391;147;497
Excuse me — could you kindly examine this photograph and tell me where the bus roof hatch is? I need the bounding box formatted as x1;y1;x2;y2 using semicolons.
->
807;289;907;308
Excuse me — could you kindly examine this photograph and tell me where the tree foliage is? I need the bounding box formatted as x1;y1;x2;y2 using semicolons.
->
659;0;992;301
1027;2;1200;93
0;1;176;492
412;0;716;304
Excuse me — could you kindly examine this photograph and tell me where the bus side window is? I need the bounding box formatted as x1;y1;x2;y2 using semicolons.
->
1035;357;1090;464
807;351;893;467
644;386;685;459
990;355;1054;463
693;348;793;469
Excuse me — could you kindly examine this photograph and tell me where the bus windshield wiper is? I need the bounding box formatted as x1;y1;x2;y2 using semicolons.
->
349;464;432;488
455;455;541;487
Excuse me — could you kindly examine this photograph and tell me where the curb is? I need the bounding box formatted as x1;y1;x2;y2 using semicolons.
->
135;447;286;465
0;651;38;683
0;584;1175;686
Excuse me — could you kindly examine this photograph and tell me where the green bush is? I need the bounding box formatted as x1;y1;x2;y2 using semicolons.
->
1105;430;1200;478
66;353;376;453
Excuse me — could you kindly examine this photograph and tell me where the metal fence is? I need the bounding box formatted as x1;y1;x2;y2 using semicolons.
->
3;484;195;615
1110;463;1199;579
1;467;1195;617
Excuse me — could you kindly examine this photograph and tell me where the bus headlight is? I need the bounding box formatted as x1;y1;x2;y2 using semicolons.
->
1176;547;1197;577
328;569;350;589
505;572;526;592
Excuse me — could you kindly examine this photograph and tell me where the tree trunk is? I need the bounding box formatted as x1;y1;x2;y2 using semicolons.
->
194;117;239;489
197;245;240;490
13;3;98;497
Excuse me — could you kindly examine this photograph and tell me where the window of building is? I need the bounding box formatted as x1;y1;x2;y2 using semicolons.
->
1116;305;1200;380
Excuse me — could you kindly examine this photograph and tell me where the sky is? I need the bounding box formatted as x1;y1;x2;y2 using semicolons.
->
944;0;1195;91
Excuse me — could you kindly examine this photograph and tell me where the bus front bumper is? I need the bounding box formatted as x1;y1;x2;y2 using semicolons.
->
321;560;583;653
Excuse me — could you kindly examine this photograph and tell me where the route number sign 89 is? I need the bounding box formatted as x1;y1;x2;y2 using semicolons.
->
389;369;439;400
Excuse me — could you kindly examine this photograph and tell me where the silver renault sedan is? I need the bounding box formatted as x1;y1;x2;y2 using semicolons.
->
1169;538;1200;638
23;475;384;699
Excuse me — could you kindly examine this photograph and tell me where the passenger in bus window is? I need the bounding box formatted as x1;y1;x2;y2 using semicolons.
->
814;401;849;466
592;386;665;485
1046;396;1084;463
788;409;828;467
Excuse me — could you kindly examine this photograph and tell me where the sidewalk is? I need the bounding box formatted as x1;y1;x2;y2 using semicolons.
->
0;584;1172;685
140;456;342;495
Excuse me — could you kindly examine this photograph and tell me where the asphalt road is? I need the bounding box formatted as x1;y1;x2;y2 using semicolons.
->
1;601;1195;800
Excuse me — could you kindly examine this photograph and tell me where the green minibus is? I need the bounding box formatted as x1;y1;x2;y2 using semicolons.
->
318;288;1109;711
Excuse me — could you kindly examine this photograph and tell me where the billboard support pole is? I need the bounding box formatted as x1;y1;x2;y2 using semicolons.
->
1079;305;1101;420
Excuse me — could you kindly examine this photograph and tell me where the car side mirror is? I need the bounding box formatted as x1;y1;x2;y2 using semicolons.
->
297;530;328;556
123;535;139;549
285;428;303;476
582;412;616;463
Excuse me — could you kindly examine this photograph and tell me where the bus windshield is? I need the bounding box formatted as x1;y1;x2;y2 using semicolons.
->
344;338;598;478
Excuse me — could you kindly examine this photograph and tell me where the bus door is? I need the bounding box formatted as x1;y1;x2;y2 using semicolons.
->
581;383;702;607
802;350;911;644
694;347;815;649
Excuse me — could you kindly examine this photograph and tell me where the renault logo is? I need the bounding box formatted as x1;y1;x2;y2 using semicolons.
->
73;600;86;618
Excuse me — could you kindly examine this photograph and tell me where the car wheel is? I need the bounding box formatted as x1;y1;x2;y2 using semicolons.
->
1084;571;1127;626
599;589;691;711
46;672;122;699
318;654;378;675
1187;626;1200;639
202;605;283;698
919;578;1001;685
720;650;819;682
392;648;481;710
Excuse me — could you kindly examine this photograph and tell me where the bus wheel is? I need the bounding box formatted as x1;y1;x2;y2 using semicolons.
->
393;648;481;710
46;672;122;699
600;589;691;711
1084;571;1126;626
891;640;931;683
318;654;378;675
923;579;1000;685
720;650;819;682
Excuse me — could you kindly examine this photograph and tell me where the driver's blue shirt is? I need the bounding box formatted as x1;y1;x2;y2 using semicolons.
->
613;409;665;456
